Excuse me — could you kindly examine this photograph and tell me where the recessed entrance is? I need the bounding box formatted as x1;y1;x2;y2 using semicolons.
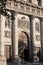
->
18;31;30;61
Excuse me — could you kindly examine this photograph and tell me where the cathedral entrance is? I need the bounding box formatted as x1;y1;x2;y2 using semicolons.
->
18;31;29;61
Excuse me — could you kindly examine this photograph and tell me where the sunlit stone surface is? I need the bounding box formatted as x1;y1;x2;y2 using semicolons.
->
0;0;43;65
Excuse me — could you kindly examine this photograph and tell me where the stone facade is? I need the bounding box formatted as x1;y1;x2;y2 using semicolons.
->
0;0;43;64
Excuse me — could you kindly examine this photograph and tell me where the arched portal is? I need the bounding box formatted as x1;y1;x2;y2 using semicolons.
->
18;31;30;61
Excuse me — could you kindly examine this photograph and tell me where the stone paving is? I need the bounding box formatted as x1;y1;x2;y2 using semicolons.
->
7;61;43;65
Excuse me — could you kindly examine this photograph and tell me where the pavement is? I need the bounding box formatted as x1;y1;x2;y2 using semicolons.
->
7;61;43;65
7;62;31;65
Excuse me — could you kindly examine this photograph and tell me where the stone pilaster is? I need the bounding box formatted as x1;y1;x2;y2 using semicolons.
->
31;16;41;62
0;15;7;65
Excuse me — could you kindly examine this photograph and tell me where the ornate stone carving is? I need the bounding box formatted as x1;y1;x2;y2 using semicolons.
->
18;19;30;29
35;22;40;32
36;35;40;41
4;30;11;38
5;16;11;28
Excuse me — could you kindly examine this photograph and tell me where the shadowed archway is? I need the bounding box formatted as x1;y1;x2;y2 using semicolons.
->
18;31;30;61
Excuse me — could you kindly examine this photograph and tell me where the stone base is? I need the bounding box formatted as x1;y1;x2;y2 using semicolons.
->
0;56;7;65
12;55;21;62
14;55;19;60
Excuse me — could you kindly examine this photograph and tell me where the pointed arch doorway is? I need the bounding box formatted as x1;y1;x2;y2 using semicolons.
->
18;31;30;61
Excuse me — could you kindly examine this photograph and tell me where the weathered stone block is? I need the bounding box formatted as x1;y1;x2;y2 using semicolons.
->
0;56;7;65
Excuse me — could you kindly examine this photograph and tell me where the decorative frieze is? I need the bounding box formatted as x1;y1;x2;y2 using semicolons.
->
32;6;36;14
6;1;43;18
37;8;40;15
26;5;30;12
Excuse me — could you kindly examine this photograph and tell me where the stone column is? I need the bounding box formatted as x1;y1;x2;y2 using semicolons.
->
40;18;43;61
30;16;34;62
0;15;7;65
30;16;41;62
12;13;18;60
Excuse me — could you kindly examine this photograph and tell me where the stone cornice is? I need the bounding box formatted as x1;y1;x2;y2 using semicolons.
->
6;1;43;18
16;0;43;9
